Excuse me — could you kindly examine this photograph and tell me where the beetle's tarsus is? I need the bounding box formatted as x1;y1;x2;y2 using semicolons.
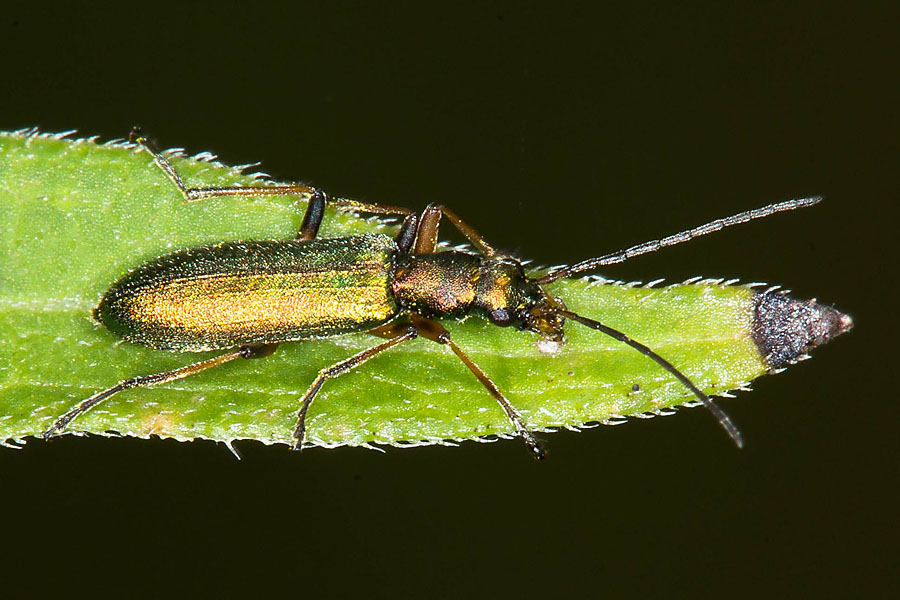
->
291;423;307;451
128;126;145;144
518;426;546;460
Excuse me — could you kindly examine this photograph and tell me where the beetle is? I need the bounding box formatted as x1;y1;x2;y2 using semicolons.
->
42;128;851;457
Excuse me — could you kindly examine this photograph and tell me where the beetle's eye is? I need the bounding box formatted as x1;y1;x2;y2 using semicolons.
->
489;308;513;326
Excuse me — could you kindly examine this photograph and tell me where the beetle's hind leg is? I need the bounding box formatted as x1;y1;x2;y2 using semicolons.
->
42;344;276;439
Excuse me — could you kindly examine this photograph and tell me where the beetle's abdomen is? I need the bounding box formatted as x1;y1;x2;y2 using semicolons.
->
97;234;400;351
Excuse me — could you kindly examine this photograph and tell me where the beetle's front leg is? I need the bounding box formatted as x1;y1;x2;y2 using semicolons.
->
413;203;499;257
409;315;545;459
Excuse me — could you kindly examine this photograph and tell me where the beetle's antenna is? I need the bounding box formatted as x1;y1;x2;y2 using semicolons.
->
558;309;744;447
538;197;821;284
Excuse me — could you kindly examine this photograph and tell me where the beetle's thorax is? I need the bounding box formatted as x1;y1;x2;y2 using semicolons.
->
391;251;565;340
391;251;480;318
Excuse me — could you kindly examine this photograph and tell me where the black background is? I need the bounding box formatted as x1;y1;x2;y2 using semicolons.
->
1;4;896;597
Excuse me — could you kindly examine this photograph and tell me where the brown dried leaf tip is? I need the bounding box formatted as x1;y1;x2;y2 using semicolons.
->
752;292;853;370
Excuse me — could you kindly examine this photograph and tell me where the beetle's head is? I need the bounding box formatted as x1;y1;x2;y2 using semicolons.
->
474;258;565;342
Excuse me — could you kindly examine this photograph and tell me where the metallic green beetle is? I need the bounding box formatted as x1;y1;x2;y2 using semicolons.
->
43;129;852;457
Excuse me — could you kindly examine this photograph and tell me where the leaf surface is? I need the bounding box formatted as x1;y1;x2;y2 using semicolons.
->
0;131;768;450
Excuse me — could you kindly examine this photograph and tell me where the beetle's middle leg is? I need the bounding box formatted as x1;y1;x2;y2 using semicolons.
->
128;128;413;218
292;322;418;450
43;344;277;439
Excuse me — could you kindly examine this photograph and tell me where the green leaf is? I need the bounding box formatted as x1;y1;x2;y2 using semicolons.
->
1;130;773;451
